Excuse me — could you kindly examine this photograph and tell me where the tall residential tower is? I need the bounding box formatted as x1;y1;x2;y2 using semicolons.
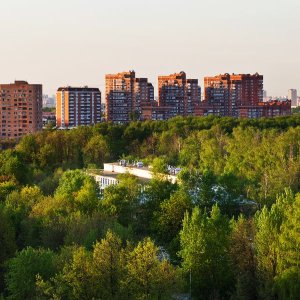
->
105;71;154;123
56;86;101;128
158;71;201;119
288;89;298;107
0;81;42;138
202;73;264;117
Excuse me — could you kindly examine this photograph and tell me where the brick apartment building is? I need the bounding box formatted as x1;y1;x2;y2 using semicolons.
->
0;81;42;138
105;71;154;123
200;73;291;118
56;86;101;128
202;73;263;117
105;71;289;121
157;71;201;119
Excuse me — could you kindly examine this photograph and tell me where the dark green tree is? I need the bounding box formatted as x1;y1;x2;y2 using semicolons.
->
5;247;56;300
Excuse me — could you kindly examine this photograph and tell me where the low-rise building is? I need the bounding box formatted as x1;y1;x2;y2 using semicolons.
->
42;111;56;127
88;161;179;190
90;171;119;190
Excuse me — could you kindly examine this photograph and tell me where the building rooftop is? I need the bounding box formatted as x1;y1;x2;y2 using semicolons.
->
107;161;152;172
88;169;151;184
57;86;100;92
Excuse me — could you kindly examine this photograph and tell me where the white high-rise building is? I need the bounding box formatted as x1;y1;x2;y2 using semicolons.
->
42;94;56;108
288;89;298;107
263;90;268;102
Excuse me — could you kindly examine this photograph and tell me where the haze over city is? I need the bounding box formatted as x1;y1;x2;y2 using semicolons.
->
0;0;299;96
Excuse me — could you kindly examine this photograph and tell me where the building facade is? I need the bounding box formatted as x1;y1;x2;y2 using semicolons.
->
199;73;291;118
0;81;42;138
157;72;201;119
259;100;291;117
105;71;154;123
56;87;101;128
202;73;264;117
288;89;298;107
42;94;56;108
42;111;56;128
104;71;291;122
88;161;178;191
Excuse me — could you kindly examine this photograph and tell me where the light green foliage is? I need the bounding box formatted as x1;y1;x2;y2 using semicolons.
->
255;207;281;299
92;230;123;299
275;194;300;299
1;117;300;298
5;185;43;213
179;132;202;169
137;178;178;237
36;245;98;300
38;246;94;300
101;174;141;226
55;170;90;198
62;212;106;249
198;126;227;175
29;198;103;249
179;126;227;174
73;177;99;214
179;205;233;299
225;127;300;205
154;189;192;244
254;189;295;299
37;233;122;300
0;179;17;202
83;134;109;167
229;216;257;300
139;132;160;157
178;169;216;209
36;233;180;300
55;170;99;213
15;135;38;164
143;178;177;209
2;186;45;249
151;157;168;175
0;150;27;184
122;237;179;299
158;130;182;162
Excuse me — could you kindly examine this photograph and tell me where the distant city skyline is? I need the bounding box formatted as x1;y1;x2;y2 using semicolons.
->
0;0;299;96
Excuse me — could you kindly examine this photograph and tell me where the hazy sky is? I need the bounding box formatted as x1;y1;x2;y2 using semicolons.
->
0;0;299;97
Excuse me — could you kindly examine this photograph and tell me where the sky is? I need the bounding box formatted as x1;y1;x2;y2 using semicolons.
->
0;0;299;97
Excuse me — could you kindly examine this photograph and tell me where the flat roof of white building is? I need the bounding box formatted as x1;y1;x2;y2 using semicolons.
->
103;162;178;184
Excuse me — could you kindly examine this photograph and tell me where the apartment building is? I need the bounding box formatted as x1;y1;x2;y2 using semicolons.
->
288;89;298;107
0;81;42;138
56;86;101;128
134;78;154;118
203;73;264;117
260;100;291;117
200;73;291;118
105;71;154;123
158;71;201;119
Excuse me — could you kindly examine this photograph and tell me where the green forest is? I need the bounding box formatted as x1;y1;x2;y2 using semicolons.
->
1;115;300;299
